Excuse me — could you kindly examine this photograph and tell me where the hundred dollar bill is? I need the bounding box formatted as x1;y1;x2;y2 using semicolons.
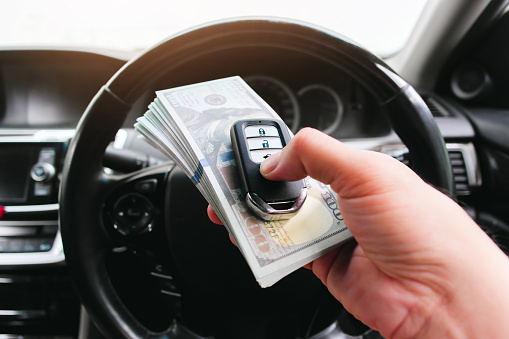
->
135;76;352;287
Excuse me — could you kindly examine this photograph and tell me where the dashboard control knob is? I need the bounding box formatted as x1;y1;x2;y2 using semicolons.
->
30;162;56;182
112;193;155;235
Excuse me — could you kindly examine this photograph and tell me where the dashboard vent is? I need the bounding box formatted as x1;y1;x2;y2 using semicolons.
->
448;150;470;194
422;95;450;117
387;144;477;196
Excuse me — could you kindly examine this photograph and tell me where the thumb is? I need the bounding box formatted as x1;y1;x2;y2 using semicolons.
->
259;127;417;198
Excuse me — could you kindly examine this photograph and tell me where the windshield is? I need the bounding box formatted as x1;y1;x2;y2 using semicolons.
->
2;0;428;57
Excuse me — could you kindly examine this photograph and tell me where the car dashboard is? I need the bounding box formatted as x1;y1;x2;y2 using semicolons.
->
0;36;498;337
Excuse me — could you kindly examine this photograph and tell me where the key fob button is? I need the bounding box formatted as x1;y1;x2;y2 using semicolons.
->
247;137;283;150
244;125;280;138
249;149;280;163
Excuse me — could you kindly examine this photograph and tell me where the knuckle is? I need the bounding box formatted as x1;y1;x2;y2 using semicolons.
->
291;127;319;152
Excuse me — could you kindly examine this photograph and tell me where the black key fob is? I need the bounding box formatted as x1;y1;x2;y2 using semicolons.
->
230;119;307;220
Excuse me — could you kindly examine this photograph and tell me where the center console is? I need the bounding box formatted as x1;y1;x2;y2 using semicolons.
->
0;130;80;338
0;133;68;263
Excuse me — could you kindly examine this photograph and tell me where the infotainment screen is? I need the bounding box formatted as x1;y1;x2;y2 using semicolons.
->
0;145;36;202
0;142;64;205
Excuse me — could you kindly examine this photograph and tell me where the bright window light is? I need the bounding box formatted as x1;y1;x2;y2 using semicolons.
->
1;0;428;57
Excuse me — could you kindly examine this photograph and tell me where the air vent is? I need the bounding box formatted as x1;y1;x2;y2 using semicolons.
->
385;143;479;196
422;95;450;117
448;150;469;194
392;152;411;167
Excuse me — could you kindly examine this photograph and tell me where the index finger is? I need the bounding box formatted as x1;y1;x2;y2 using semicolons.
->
207;205;223;225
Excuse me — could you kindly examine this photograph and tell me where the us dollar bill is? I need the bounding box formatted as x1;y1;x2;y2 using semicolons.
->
135;76;352;287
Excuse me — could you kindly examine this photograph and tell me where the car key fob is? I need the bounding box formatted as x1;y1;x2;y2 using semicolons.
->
230;119;307;220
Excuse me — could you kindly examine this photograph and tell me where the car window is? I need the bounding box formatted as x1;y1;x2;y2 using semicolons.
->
2;0;428;57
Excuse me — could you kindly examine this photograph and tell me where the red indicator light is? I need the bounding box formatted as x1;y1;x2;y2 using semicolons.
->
0;206;4;218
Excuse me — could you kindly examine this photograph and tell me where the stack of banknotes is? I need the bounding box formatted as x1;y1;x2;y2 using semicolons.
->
134;76;352;287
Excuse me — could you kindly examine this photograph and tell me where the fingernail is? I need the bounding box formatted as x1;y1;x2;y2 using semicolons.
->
260;152;280;176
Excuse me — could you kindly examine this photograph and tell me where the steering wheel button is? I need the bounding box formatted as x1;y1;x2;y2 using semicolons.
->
112;193;155;235
127;208;142;217
135;179;158;193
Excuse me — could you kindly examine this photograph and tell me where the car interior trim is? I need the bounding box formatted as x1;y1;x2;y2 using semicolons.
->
3;203;59;214
0;230;64;266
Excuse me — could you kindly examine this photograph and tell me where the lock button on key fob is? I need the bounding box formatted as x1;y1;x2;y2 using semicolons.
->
230;119;307;220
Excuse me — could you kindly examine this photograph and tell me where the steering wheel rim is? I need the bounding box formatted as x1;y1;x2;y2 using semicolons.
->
59;18;454;338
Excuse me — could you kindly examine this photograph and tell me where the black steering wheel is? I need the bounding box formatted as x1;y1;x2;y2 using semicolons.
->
59;18;454;338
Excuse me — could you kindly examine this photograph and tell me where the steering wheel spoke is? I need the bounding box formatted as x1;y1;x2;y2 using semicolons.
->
101;164;173;251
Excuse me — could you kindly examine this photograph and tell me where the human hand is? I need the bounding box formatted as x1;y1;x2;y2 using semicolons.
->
209;128;509;338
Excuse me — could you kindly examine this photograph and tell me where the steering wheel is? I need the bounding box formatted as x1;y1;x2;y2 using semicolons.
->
59;18;454;338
